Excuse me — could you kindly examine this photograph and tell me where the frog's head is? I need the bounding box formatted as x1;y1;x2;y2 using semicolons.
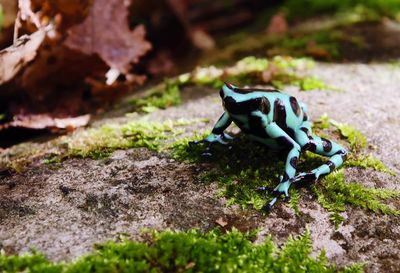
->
220;82;237;98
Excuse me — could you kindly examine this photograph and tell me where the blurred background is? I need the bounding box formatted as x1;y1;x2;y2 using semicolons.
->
0;0;400;147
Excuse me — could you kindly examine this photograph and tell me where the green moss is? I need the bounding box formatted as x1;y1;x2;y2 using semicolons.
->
42;157;62;165
330;120;367;151
65;119;192;159
269;31;341;60
171;56;332;92
284;0;400;22
0;229;362;273
313;170;400;228
345;154;396;175
299;77;333;91
130;81;182;113
172;136;294;211
288;188;301;215
170;131;211;163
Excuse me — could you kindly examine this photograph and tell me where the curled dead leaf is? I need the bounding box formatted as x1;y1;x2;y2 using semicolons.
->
266;12;288;35
215;216;228;227
1;114;90;130
0;30;46;84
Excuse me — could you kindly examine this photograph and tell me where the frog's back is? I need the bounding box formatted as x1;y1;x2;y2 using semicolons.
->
227;86;306;135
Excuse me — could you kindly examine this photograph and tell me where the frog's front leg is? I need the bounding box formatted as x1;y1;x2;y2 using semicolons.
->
259;122;301;211
191;112;233;157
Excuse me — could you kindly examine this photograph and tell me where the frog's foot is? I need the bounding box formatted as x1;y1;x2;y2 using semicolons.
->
256;186;274;193
189;133;234;158
261;181;292;212
293;171;319;186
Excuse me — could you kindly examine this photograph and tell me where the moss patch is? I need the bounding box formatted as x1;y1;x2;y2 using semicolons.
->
129;80;182;113
284;0;400;22
313;169;400;227
145;56;333;94
0;229;362;273
64;119;195;159
0;119;201;172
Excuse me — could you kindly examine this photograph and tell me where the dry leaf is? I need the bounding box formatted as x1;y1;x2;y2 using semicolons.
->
266;13;288;35
261;64;278;83
305;41;331;59
2;114;90;130
0;30;46;84
215;217;228;227
64;0;152;74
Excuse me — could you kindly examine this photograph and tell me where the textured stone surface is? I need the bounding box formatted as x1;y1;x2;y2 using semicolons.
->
0;63;399;272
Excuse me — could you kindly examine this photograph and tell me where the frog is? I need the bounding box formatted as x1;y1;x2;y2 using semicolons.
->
192;83;347;211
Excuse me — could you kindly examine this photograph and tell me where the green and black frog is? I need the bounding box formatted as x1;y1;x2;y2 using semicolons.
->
193;83;347;211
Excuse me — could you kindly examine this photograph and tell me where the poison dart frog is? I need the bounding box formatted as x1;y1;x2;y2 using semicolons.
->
192;83;347;211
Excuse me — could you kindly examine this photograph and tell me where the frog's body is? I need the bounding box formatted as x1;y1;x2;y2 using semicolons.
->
200;83;347;211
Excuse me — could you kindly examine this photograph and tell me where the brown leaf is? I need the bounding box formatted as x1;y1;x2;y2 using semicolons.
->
305;41;331;59
18;0;42;29
261;64;278;83
0;30;46;85
215;217;228;227
64;0;152;74
2;114;90;130
266;13;288;35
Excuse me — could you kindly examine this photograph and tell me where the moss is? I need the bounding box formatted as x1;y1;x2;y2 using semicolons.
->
299;77;333;91
288;188;301;215
172;136;296;211
190;56;333;92
42;157;62;165
313;170;400;228
129;80;182;113
330;120;367;152
0;229;362;273
284;0;400;22
66;119;192;159
148;56;332;93
268;31;342;60
345;154;396;175
313;114;395;175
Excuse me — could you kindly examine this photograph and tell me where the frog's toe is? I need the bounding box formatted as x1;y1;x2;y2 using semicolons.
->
261;197;279;213
189;140;203;147
261;203;273;213
272;181;290;198
256;186;274;193
294;172;318;185
200;151;213;158
222;133;234;141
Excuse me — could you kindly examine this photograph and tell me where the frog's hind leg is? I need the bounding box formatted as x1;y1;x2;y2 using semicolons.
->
294;123;348;183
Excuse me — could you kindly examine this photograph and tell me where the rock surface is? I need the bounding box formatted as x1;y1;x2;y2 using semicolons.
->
0;63;400;272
